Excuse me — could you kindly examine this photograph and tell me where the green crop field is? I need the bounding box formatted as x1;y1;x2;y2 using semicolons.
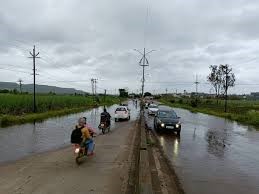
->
0;94;120;115
0;94;122;127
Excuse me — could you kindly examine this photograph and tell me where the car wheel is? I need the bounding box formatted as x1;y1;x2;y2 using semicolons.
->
177;131;181;136
128;116;130;120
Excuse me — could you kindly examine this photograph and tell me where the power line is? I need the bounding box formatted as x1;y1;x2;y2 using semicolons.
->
143;0;150;47
0;67;30;74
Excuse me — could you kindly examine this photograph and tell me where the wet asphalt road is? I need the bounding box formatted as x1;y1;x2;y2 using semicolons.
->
0;100;140;163
145;106;259;194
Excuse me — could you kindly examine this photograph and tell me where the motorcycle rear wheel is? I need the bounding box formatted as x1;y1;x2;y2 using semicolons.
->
75;151;84;165
75;156;81;165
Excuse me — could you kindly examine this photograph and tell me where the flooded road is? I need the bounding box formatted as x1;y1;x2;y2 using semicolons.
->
0;100;139;163
145;106;259;194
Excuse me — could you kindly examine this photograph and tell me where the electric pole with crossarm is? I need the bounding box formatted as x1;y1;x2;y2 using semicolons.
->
29;45;40;113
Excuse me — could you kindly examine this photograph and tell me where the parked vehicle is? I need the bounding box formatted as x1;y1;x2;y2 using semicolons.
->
114;106;130;121
148;104;159;115
154;107;181;135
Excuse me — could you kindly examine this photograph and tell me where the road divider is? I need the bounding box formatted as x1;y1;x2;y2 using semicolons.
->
138;110;153;194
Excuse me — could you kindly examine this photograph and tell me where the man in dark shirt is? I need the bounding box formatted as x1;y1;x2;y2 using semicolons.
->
100;108;111;127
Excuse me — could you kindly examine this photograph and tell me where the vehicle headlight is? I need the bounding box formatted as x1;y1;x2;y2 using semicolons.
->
161;123;165;127
176;123;181;128
75;148;80;154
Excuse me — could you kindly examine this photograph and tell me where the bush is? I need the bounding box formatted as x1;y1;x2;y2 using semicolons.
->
178;99;183;104
170;99;175;103
205;99;213;104
190;99;198;107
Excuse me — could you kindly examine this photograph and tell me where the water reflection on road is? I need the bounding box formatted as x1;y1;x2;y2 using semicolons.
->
145;107;259;194
0;100;139;163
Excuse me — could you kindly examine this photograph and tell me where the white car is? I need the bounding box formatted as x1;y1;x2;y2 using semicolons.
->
115;106;130;121
148;104;159;115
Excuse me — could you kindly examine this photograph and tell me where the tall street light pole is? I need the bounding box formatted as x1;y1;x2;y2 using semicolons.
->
134;48;155;98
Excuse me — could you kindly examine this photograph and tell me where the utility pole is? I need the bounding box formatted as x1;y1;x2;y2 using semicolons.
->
94;79;97;96
91;79;94;96
166;88;168;95
134;48;155;98
17;79;23;93
194;74;200;103
91;78;98;96
29;45;40;113
104;89;107;109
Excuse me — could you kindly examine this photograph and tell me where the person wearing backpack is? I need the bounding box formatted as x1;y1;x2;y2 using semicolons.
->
71;117;95;156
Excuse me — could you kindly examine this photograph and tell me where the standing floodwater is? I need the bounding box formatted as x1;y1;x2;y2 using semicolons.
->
145;107;259;194
0;101;139;163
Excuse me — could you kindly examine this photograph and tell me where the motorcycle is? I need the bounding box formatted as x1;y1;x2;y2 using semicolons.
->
73;143;87;165
73;132;94;165
98;120;110;134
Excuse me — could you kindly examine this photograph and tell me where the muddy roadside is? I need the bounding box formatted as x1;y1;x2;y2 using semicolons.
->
147;130;185;194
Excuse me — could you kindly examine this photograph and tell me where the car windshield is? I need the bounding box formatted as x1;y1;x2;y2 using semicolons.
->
149;105;158;108
116;107;126;111
158;111;177;118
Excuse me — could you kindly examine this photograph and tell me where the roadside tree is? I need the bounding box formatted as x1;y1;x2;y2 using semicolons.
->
219;64;236;112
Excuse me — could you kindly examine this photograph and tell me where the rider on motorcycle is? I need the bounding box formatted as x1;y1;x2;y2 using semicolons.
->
78;117;95;156
100;108;111;127
83;117;95;136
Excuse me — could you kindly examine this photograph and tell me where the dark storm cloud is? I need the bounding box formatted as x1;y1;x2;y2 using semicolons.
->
1;0;259;94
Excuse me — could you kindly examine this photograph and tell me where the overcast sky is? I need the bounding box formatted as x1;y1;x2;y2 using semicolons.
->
1;0;259;94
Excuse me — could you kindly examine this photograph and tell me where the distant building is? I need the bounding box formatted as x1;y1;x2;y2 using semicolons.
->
250;92;259;99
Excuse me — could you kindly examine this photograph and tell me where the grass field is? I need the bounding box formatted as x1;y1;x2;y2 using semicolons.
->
0;94;122;127
160;97;259;130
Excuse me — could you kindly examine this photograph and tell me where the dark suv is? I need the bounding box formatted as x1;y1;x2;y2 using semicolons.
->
154;107;181;135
